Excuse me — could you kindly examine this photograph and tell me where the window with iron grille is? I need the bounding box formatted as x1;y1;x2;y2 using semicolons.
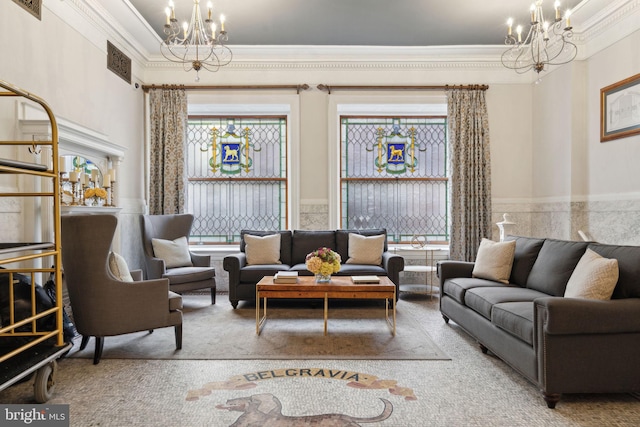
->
340;116;448;243
186;116;288;244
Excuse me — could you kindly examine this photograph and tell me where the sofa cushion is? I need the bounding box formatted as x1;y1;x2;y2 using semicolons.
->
525;239;588;296
564;248;619;300
152;236;193;268
335;263;386;277
345;233;385;265
492;302;534;345
239;264;292;283
289;264;314;275
443;277;509;305
291;230;336;265
244;233;282;265
336;229;388;262
588;243;640;299
163;266;216;285
505;236;545;286
472;239;516;284
241;230;292;266
465;286;549;320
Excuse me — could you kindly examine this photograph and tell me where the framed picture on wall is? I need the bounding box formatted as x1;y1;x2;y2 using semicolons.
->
600;73;640;142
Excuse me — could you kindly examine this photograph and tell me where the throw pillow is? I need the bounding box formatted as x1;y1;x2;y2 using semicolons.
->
564;248;619;300
345;233;385;265
108;252;134;282
244;233;282;265
151;236;193;269
472;238;516;284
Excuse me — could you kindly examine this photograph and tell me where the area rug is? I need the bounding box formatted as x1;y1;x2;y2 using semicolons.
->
69;294;450;361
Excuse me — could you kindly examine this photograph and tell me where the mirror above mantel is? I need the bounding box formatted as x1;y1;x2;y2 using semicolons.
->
17;100;126;210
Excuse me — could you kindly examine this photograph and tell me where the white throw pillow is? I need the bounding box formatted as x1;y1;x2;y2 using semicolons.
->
345;233;385;265
244;234;282;265
472;238;516;284
151;236;193;269
108;252;134;282
564;248;619;300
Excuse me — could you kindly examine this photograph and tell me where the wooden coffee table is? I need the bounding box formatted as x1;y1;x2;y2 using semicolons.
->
256;275;396;336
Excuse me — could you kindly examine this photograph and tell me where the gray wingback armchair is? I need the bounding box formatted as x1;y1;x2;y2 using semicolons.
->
141;214;216;304
61;214;183;364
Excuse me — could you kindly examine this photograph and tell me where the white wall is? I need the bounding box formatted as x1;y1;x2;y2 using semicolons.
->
0;1;146;264
525;27;640;244
586;30;640;196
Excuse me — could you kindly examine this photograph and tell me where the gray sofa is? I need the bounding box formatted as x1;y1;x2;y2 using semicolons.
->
439;235;640;408
223;229;404;308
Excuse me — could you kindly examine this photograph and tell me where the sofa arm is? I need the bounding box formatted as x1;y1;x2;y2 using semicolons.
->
223;253;247;284
190;252;211;267
437;260;474;286
382;251;404;286
223;253;247;305
145;256;166;280
223;253;246;270
535;297;640;335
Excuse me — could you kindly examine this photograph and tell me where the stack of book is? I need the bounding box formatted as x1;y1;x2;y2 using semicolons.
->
273;271;299;284
351;275;380;284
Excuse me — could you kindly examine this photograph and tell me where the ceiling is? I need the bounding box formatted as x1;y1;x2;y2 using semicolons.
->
126;0;584;47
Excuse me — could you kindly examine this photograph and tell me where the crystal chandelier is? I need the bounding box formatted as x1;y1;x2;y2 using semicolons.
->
501;1;577;74
161;0;232;81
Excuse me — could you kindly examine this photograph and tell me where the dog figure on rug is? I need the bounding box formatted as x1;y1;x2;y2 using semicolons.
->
217;393;393;426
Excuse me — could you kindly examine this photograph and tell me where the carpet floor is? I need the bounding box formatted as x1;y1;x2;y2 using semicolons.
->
69;295;450;361
2;293;640;426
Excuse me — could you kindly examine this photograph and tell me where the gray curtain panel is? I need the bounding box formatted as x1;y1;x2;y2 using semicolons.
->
148;88;187;215
447;89;492;261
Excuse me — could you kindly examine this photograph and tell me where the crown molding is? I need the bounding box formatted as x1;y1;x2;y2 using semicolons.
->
46;0;148;73
572;0;640;58
144;45;505;70
48;0;640;76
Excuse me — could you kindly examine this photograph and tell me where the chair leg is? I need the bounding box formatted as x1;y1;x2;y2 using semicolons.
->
79;335;90;351
211;287;216;304
175;324;183;350
93;337;104;365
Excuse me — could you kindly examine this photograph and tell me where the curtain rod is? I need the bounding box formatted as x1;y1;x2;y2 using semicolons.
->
316;84;489;94
142;84;310;94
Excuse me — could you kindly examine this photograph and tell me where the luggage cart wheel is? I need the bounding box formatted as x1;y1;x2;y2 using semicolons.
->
33;361;57;403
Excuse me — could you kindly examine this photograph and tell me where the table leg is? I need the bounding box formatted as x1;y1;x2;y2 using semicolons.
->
385;295;397;336
392;294;396;336
255;291;259;335
256;294;268;336
324;293;328;336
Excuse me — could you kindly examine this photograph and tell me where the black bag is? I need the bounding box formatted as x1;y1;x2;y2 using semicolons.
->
43;272;76;346
0;268;75;347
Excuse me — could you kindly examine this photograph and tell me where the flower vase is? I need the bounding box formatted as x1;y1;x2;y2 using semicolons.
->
315;273;332;283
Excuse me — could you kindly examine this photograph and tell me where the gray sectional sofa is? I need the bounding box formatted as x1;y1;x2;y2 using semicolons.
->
223;229;404;308
438;235;640;408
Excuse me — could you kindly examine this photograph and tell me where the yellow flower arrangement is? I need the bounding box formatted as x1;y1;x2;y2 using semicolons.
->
84;187;107;200
305;247;341;276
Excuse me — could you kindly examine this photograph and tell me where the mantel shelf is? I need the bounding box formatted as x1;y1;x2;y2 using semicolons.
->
61;206;121;215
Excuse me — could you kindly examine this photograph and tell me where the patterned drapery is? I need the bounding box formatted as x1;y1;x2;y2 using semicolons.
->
447;89;492;261
148;88;187;215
